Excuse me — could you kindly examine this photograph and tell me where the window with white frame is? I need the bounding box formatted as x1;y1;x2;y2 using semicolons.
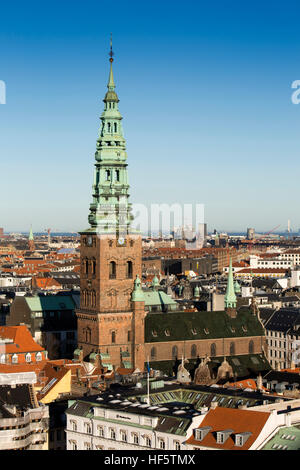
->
159;438;165;449
25;353;31;362
145;436;152;447
36;352;42;361
69;440;77;450
85;422;92;434
12;354;18;364
84;442;92;450
70;420;77;431
97;425;104;437
174;441;180;450
120;430;127;442
110;428;116;440
132;433;139;445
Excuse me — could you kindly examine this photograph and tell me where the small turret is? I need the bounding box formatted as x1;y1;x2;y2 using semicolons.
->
131;275;145;302
151;275;160;290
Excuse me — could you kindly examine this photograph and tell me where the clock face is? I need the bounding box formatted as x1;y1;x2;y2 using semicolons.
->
118;237;125;245
87;236;92;246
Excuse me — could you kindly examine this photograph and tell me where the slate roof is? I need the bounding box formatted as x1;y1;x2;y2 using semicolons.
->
145;309;265;343
264;308;300;333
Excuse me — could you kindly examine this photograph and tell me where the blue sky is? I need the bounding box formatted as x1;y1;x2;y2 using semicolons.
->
1;0;300;233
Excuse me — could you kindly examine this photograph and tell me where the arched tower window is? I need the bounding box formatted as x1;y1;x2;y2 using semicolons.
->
109;261;116;279
85;327;91;343
249;340;254;354
210;343;217;357
105;169;110;181
92;259;96;275
230;342;235;355
114;122;117;133
111;331;116;344
172;346;178;359
191;344;197;358
107;122;111;133
126;261;133;279
115;170;120;182
85;259;89;274
151;347;157;360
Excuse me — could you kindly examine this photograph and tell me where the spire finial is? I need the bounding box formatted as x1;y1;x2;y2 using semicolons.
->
109;33;114;63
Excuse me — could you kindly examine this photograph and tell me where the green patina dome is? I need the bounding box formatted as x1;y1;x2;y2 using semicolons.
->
104;90;119;102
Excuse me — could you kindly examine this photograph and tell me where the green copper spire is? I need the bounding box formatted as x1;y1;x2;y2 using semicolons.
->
131;275;145;302
86;38;133;235
29;225;34;241
224;257;237;309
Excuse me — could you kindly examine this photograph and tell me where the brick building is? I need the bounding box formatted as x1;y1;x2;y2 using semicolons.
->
75;47;269;379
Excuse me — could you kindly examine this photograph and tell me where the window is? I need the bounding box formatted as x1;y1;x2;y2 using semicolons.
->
120;430;127;442
109;261;116;279
132;433;139;445
210;343;217;357
85;423;92;434
12;354;18;364
115;169;120;181
92;260;96;275
114;122;117;133
110;428;116;440
84;442;91;450
165;329;170;337
230;342;235;355
151;347;157;360
97;426;104;437
0;354;5;364
111;331;116;344
126;261;133;279
69;440;77;450
105;169;110;181
127;330;131;342
159;438;165;449
249;340;254;354
36;352;42;362
174;441;180;450
172;345;178;359
145;436;151;447
71;420;77;431
191;344;197;358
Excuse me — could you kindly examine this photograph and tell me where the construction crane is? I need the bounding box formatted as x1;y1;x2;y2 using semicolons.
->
248;224;281;251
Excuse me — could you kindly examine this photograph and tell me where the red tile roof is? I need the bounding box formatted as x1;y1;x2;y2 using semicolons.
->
185;407;270;450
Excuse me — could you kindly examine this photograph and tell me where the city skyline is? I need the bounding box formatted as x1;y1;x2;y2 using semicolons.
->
1;0;300;232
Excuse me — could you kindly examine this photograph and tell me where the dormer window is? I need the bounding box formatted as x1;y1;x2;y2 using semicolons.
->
216;429;233;444
235;432;252;447
242;325;248;332
204;328;209;335
152;330;157;337
191;328;197;335
230;326;236;333
194;426;211;441
164;329;170;336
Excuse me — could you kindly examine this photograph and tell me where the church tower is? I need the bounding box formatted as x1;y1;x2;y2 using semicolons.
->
76;41;145;371
28;225;35;252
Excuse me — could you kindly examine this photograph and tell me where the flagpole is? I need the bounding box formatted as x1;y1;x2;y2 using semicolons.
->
147;356;150;405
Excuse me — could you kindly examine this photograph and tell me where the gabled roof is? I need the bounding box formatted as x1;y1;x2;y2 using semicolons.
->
185;407;270;450
0;325;44;353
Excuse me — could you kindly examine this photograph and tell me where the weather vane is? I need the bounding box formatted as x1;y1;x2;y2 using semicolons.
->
109;33;114;62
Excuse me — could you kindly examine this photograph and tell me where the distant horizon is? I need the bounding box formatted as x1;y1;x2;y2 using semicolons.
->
1;1;300;231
